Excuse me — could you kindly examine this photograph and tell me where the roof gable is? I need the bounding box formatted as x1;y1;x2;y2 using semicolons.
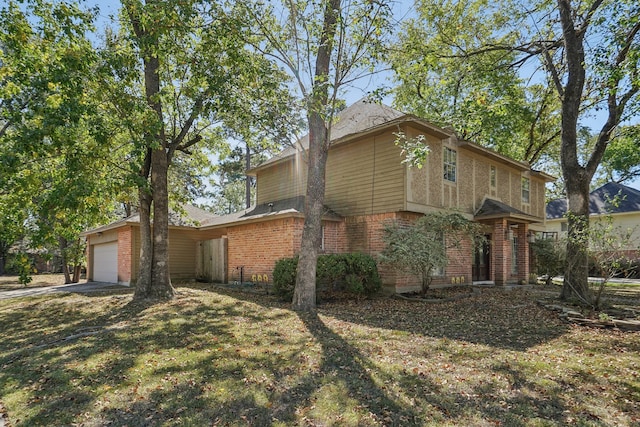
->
475;197;541;223
253;98;406;171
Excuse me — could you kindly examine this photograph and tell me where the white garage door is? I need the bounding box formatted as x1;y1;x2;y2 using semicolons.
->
93;242;118;283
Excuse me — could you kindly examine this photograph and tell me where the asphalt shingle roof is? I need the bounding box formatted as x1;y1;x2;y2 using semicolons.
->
241;195;341;220
546;182;640;219
475;198;529;218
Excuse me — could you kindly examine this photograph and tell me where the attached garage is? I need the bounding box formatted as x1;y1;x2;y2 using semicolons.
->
92;242;118;283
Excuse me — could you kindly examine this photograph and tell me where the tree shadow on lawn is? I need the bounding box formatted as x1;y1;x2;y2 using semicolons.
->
211;288;640;425
268;311;422;425
0;295;157;425
6;285;634;426
0;293;249;426
217;287;571;352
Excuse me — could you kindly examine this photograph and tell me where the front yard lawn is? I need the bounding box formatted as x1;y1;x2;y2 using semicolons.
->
0;284;638;426
0;274;72;291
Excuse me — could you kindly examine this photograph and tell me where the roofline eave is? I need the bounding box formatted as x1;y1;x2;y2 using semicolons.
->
475;213;544;224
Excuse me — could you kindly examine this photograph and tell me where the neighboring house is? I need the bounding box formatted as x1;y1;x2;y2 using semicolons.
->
83;99;553;292
546;182;640;256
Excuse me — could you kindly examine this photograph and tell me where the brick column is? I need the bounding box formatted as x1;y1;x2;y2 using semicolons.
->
117;227;132;286
516;223;530;284
493;219;509;285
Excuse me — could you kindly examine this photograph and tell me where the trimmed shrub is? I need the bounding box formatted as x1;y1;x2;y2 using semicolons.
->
272;253;382;301
341;252;382;295
272;256;298;301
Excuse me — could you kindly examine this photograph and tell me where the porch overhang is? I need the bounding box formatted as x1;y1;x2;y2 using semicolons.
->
474;197;542;224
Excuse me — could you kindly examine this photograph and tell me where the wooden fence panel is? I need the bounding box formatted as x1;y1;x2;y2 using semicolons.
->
196;238;227;283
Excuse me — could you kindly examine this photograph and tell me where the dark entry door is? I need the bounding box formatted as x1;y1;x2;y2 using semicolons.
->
472;235;491;281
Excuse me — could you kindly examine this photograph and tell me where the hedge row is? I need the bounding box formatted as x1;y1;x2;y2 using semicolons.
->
272;253;382;301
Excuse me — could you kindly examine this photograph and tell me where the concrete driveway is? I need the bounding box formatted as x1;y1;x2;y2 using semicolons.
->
0;281;128;300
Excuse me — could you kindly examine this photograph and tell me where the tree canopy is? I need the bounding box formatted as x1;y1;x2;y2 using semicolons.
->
0;0;121;281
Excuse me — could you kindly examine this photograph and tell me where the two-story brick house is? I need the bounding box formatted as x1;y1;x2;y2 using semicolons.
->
84;99;552;292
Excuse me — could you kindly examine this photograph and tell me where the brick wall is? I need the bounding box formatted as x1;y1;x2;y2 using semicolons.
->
227;211;485;292
335;211;474;292
516;223;530;283
227;217;304;282
492;219;509;285
226;217;346;283
117;226;132;285
321;221;341;254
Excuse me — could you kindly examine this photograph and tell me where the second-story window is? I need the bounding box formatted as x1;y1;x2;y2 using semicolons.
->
521;176;530;203
490;165;496;188
443;147;457;183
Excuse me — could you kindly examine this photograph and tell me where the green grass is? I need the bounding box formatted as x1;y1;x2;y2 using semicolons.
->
0;274;68;291
0;283;639;426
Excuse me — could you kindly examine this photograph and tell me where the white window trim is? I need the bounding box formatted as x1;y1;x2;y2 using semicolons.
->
521;176;530;204
443;147;457;183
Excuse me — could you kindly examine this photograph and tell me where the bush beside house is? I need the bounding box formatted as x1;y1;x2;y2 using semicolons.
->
273;253;382;300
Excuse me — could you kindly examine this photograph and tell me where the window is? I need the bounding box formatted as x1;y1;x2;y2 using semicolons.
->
521;177;530;203
321;225;325;251
443;147;457;182
490;165;496;188
561;222;568;232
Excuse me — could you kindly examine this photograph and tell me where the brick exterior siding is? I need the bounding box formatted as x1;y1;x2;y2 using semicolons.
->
226;217;346;283
227;217;304;283
117;226;132;285
225;211;477;293
96;211;526;292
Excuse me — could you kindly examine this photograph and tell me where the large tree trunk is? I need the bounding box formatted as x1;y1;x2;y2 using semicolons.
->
128;2;174;299
560;173;592;302
557;0;592;305
150;145;174;298
292;113;330;311
59;237;72;284
72;265;81;283
135;188;153;298
291;0;340;312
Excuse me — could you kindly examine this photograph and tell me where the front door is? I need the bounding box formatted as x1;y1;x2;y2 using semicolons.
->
472;235;491;281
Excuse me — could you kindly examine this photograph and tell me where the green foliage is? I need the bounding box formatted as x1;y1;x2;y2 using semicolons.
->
598;126;640;185
273;253;382;301
530;238;565;285
7;253;33;286
0;0;121;277
272;256;299;301
389;0;561;167
339;253;382;296
380;212;485;295
394;133;430;169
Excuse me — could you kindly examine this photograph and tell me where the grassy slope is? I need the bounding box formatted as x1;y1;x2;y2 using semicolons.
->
0;284;638;426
